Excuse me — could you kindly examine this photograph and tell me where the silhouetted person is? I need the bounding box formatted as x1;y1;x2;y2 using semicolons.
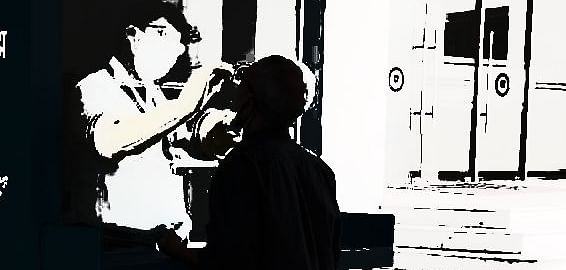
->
159;55;341;270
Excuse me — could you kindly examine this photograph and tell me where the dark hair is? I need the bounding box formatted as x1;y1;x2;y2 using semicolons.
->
239;55;307;128
112;0;200;77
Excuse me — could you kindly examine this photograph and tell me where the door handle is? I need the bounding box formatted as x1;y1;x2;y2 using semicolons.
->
479;104;488;133
409;108;420;131
424;106;434;118
410;105;434;131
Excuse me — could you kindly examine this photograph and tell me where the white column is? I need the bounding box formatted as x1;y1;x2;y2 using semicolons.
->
184;0;223;65
323;0;390;213
255;0;296;60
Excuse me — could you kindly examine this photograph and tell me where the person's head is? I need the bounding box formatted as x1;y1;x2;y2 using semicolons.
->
113;0;201;82
235;55;309;132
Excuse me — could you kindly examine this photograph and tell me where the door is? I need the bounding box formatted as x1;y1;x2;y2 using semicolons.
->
429;0;478;182
386;0;427;186
475;1;526;180
386;0;527;185
387;0;476;185
417;0;478;183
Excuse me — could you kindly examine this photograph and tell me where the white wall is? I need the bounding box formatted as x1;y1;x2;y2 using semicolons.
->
184;0;223;65
323;0;390;213
255;0;296;60
527;0;566;172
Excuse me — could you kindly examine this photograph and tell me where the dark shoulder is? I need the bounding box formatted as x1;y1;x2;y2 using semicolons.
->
298;144;335;177
242;138;335;176
215;144;252;171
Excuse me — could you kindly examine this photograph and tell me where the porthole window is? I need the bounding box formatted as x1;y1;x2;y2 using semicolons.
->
389;67;404;92
495;73;510;97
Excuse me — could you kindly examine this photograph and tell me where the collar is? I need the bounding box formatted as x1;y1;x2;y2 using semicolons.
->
109;57;143;89
109;57;165;112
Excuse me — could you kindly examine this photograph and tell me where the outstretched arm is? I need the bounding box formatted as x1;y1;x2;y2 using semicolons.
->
83;65;215;159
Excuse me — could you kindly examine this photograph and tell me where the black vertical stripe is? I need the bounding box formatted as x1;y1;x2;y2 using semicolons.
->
519;0;533;180
222;0;257;64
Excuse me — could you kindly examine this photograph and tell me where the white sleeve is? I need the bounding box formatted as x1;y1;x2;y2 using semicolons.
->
76;70;138;149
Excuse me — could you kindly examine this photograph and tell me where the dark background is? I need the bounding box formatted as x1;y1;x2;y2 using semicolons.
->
0;0;64;268
0;0;34;267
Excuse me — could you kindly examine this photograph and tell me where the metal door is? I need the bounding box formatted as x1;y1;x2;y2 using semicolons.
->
427;0;478;182
475;1;526;180
386;0;427;186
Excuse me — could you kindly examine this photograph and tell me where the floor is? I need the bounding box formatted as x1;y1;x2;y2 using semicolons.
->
376;179;566;270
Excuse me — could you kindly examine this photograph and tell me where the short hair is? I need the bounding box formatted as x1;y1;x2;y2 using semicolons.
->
239;55;307;128
112;0;200;76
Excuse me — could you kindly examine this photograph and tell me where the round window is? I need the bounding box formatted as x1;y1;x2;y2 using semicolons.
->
389;67;404;92
495;73;510;97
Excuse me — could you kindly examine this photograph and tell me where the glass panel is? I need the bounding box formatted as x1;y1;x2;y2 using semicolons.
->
444;10;479;58
483;6;509;60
